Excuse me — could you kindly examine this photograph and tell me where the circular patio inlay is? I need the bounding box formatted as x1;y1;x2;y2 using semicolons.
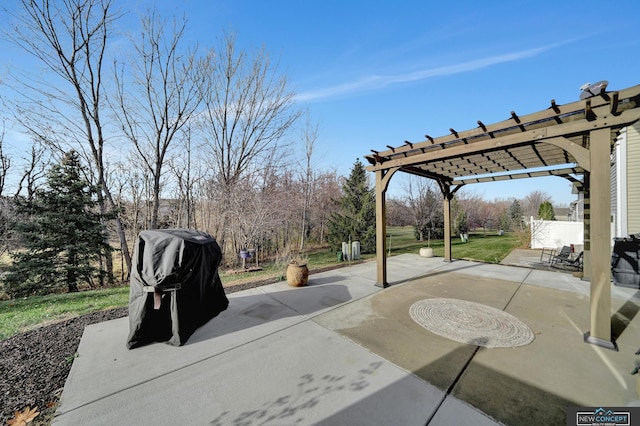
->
409;298;534;348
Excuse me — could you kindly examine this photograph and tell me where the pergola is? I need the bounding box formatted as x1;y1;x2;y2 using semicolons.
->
365;83;640;350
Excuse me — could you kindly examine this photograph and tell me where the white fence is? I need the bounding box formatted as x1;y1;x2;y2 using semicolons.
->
530;218;584;250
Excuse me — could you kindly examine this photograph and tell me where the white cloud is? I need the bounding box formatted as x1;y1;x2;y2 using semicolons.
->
296;43;562;102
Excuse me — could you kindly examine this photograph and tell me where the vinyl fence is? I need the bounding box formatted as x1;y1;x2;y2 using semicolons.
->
530;219;584;250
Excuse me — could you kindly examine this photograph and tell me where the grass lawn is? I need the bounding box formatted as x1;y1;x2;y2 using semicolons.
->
0;226;522;340
0;287;130;340
386;226;521;263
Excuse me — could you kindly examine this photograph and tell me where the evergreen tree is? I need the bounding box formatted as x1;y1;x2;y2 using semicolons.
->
538;201;556;220
3;151;113;296
508;199;523;230
327;159;376;253
498;209;511;232
454;209;469;236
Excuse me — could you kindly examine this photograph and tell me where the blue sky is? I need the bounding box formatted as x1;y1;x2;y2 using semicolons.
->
4;0;640;206
179;0;640;206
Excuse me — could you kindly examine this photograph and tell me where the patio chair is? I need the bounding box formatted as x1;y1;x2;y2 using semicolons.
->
551;248;583;270
540;247;557;263
549;246;572;265
568;251;583;269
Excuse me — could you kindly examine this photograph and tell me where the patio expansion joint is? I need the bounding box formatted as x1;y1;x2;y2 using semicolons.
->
502;268;533;310
425;345;482;425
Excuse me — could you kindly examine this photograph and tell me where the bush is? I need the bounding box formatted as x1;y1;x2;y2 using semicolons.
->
515;228;531;248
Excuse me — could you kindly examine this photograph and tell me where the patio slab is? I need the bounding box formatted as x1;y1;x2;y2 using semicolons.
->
53;253;640;425
317;258;640;425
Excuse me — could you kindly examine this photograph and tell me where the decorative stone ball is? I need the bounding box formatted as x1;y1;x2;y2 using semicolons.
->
419;247;433;258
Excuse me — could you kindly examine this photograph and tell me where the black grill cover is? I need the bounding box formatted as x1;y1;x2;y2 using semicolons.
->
127;229;229;348
611;236;640;289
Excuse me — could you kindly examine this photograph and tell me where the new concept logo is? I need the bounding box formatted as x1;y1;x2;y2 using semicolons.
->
574;407;630;426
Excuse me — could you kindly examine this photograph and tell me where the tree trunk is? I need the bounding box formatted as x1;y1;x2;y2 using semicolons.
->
67;251;78;293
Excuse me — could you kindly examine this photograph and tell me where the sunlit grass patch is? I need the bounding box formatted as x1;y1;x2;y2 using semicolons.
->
0;287;130;340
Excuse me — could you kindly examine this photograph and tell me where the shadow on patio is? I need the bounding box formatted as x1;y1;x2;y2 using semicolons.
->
315;260;640;425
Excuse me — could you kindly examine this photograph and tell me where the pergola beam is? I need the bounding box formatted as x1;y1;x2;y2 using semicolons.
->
452;166;583;185
366;85;639;162
366;107;638;172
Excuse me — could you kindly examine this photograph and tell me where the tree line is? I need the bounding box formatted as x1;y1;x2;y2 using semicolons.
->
0;136;558;298
387;177;557;239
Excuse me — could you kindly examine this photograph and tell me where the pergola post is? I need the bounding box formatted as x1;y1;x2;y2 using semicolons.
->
442;186;454;262
438;182;461;263
374;167;399;288
443;194;452;262
584;127;616;350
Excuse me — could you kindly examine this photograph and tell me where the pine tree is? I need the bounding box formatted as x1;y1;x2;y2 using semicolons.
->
538;201;556;220
327;159;376;253
454;209;469;236
508;199;523;230
3;151;113;296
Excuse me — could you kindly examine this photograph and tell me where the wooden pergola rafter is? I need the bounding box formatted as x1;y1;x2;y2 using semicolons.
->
365;83;640;350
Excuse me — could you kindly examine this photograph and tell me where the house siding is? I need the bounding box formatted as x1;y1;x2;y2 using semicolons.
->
628;123;640;235
611;141;617;231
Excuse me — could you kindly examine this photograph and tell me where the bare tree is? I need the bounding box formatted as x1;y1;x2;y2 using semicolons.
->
199;31;301;250
311;171;342;244
523;190;551;220
0;130;12;256
298;112;318;250
168;126;205;229
232;166;283;251
493;198;512;231
475;200;495;236
385;198;412;227
113;10;202;229
109;163;141;225
6;0;131;277
107;164;137;281
404;176;440;242
0;128;10;197
459;192;483;230
14;143;49;200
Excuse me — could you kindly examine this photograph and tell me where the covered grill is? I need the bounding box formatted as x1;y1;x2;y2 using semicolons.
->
127;229;229;348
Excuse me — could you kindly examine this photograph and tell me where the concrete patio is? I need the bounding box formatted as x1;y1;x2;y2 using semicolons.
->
53;253;640;425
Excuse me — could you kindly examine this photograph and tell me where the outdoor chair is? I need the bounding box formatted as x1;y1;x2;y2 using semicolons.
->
540;247;557;263
566;251;583;269
549;246;572;265
551;247;583;270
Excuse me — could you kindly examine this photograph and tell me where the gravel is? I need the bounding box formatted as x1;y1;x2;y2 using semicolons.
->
0;307;129;425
